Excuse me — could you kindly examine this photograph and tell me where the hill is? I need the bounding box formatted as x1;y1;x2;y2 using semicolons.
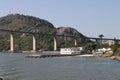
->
0;14;90;51
0;14;55;33
56;27;91;48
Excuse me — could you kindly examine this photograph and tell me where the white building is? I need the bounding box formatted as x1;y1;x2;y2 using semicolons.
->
108;40;115;46
93;48;113;54
60;47;83;54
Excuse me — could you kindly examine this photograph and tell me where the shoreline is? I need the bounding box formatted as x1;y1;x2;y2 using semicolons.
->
0;51;120;61
76;54;94;57
110;56;120;61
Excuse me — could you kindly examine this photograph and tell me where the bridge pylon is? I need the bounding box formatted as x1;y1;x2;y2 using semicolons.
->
10;32;14;52
54;36;57;51
32;34;36;52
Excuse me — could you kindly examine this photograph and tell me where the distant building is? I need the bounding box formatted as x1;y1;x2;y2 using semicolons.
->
108;40;115;46
60;47;83;54
93;48;113;54
101;40;115;46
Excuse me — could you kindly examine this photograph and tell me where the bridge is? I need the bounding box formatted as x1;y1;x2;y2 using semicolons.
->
0;29;77;52
87;37;120;41
0;29;120;52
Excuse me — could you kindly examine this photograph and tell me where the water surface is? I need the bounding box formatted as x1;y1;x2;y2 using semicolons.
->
0;53;120;80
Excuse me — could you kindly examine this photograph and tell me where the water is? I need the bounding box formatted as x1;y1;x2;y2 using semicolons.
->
0;53;120;80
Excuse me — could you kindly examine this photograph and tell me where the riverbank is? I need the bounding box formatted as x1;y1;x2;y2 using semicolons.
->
41;51;60;54
93;52;120;61
1;50;120;61
110;56;120;61
76;54;94;57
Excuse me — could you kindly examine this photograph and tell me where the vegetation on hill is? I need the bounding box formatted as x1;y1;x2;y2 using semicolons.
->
56;27;92;49
0;14;55;51
0;14;91;52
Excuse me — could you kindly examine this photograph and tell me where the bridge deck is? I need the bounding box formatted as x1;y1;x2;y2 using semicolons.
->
0;29;120;41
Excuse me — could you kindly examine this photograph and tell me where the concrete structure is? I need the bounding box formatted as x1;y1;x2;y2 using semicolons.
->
60;47;83;54
10;32;14;52
1;29;120;52
32;35;36;51
93;48;113;54
54;37;57;51
74;39;77;46
108;40;115;46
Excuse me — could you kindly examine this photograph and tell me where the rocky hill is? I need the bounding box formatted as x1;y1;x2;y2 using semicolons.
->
0;14;55;33
56;27;91;48
0;14;90;51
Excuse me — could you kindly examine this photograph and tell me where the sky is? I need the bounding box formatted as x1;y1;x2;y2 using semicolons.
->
0;0;120;39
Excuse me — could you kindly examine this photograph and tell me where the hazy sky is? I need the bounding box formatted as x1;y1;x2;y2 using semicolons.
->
0;0;120;38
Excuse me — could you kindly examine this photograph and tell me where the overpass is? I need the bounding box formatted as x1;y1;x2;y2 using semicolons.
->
88;37;120;41
0;29;119;52
0;29;77;52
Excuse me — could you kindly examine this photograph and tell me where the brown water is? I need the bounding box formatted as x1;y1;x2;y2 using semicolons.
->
0;53;120;80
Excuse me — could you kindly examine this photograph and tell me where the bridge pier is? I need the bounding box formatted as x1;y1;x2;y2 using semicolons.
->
10;32;14;52
74;39;77;46
95;39;99;43
32;35;36;51
54;37;57;51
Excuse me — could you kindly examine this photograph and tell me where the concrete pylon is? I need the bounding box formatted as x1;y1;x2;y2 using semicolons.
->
54;37;57;51
32;35;36;51
74;39;77;46
10;32;14;52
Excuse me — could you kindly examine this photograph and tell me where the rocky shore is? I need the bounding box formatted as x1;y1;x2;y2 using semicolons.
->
110;56;120;61
93;53;120;61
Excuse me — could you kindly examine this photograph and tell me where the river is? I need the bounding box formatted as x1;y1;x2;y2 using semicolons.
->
0;53;120;80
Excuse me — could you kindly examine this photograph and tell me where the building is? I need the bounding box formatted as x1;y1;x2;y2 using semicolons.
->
93;48;113;54
108;40;115;46
60;47;83;54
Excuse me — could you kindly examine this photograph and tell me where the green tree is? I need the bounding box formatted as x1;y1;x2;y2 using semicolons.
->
84;43;97;53
111;43;120;56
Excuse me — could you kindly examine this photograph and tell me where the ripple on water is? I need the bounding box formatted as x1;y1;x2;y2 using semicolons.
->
0;54;120;80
